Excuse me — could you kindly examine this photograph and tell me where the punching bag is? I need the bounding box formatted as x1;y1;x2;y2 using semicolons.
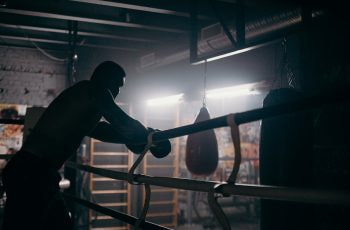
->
186;107;218;175
260;88;313;230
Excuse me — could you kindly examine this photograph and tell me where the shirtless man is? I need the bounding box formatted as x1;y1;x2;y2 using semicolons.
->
1;61;170;230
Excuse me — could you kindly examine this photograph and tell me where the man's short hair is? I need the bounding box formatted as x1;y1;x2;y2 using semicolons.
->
90;61;125;84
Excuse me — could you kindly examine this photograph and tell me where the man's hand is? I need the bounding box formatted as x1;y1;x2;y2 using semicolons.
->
148;128;171;158
126;127;171;158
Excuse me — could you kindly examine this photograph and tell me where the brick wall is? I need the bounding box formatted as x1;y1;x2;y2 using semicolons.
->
0;45;67;106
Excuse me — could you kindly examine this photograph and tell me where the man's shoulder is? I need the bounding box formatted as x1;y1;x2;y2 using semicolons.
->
65;80;91;94
55;80;92;102
72;80;90;88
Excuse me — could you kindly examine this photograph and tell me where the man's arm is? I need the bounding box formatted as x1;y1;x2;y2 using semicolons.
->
91;88;148;145
90;122;163;154
89;87;171;157
88;121;127;143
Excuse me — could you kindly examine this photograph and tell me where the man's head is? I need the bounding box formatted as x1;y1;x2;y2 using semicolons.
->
90;61;126;98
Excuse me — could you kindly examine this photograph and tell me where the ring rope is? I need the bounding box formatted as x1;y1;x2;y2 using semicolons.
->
127;131;155;184
135;183;151;229
226;113;242;184
206;114;241;230
127;131;155;229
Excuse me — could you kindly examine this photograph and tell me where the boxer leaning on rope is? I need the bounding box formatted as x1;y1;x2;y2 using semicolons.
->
1;61;171;230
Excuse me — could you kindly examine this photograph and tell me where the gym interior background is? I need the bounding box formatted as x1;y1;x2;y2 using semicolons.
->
0;0;349;229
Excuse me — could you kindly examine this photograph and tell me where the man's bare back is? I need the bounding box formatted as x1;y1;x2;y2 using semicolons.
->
22;81;101;169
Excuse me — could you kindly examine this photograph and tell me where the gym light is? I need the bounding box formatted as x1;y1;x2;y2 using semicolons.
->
147;93;184;106
206;83;260;99
192;40;278;65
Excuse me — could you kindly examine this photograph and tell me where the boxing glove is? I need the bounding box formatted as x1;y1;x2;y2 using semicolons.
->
126;128;171;158
147;127;171;158
150;142;171;158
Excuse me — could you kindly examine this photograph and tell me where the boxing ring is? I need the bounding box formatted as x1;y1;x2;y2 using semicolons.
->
1;89;350;230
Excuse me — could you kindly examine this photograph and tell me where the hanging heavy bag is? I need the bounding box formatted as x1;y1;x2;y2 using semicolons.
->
186;107;219;175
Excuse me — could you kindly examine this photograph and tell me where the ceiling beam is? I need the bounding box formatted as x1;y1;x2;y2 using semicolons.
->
69;0;190;17
0;12;178;42
69;0;212;20
0;35;68;45
0;8;185;33
81;43;138;51
0;34;139;51
0;22;156;43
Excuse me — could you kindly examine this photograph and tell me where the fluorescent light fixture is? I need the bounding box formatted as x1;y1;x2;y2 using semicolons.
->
193;40;279;65
147;93;184;106
206;83;260;99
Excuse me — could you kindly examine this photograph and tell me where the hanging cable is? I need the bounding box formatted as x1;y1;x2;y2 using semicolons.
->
279;37;296;88
67;21;79;86
71;21;78;84
29;39;68;62
15;25;68;62
202;59;208;107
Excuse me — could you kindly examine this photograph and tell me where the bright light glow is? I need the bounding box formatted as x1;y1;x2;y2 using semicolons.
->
147;93;184;106
193;40;278;65
206;83;260;99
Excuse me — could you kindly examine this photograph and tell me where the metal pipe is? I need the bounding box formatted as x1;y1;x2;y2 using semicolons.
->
65;162;350;206
189;0;198;63
0;23;156;43
210;0;237;47
0;8;185;33
0;35;68;45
